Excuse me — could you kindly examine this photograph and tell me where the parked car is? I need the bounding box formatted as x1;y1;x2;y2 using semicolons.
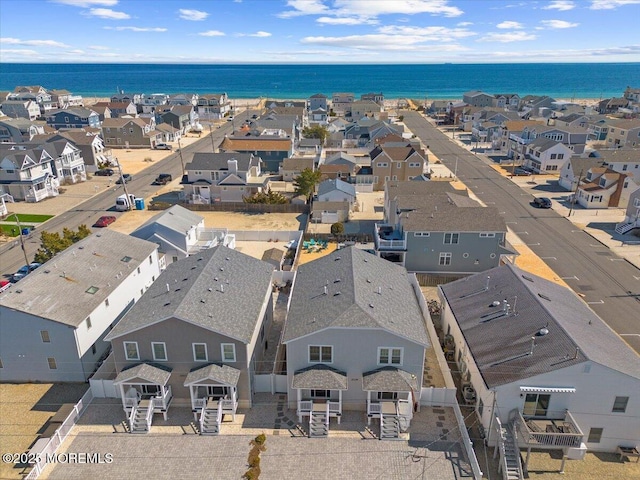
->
513;167;532;176
155;143;172;150
94;168;115;176
116;174;132;184
532;197;552;209
11;263;41;283
154;173;173;185
93;215;117;228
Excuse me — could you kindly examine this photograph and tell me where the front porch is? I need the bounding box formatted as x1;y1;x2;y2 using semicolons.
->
184;363;240;435
292;365;347;438
363;367;419;440
114;363;173;434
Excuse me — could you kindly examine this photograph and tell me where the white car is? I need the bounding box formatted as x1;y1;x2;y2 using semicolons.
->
155;143;172;150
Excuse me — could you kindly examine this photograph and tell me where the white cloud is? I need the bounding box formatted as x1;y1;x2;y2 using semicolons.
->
250;31;272;37
51;0;118;6
378;25;476;40
317;16;377;25
479;31;537;42
0;37;70;47
198;30;226;37
457;21;473;26
540;19;579;28
301;33;469;51
279;0;463;20
0;48;39;56
104;26;167;32
590;0;640;9
178;9;209;21
89;45;110;50
496;21;523;29
66;49;86;54
84;8;130;19
542;1;576;10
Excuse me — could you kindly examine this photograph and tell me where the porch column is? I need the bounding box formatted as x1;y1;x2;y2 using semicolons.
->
191;386;198;422
119;384;126;410
559;451;567;474
231;387;236;421
338;390;342;424
525;447;531;471
297;389;302;423
160;386;168;420
367;391;371;425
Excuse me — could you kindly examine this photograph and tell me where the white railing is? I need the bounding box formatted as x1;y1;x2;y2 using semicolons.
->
193;397;206;411
515;410;583;448
25;388;94;479
199;404;207;433
376;238;407;249
145;403;153;428
453;401;483;480
152;386;172;410
124;396;139;409
216;402;224;425
328;401;341;415
368;402;382;416
128;405;137;430
299;400;313;413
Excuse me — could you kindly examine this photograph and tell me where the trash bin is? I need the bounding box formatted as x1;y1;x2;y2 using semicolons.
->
134;198;145;210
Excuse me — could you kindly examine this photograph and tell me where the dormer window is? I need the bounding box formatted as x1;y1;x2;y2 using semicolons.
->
599;178;606;187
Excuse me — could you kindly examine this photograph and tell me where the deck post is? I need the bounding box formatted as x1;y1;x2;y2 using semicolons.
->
525;447;531;470
367;391;371;426
560;451;567;474
161;385;168;420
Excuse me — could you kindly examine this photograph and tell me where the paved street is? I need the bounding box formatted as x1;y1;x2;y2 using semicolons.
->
402;111;640;354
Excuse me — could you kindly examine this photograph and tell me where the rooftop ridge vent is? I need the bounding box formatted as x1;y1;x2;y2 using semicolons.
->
538;293;551;301
334;278;341;283
333;291;341;296
522;274;534;282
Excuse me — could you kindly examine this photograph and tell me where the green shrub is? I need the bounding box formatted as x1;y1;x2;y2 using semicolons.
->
331;222;344;235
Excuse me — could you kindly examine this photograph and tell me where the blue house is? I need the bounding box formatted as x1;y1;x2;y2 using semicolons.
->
46;108;100;130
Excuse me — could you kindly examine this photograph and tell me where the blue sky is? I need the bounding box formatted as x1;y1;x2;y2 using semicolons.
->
1;0;639;63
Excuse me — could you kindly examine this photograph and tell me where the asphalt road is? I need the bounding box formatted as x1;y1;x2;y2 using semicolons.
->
0;111;257;280
402;110;640;354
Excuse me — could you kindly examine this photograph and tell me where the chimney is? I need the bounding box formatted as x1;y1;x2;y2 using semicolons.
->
228;158;238;174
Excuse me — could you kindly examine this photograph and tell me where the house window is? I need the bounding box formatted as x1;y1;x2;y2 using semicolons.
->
152;342;167;361
479;232;495;238
149;255;153;264
478;397;484;417
587;427;603;443
86;317;92;329
41;330;50;343
207;386;226;397
396;163;402;169
260;325;265;342
612;396;629;413
439;252;452;266
221;344;236;362
193;343;208;362
0;357;3;368
378;347;403;365
444;233;459;244
124;342;139;360
309;345;333;363
377;392;398;400
311;389;330;398
523;393;550;417
47;357;57;370
414;232;430;237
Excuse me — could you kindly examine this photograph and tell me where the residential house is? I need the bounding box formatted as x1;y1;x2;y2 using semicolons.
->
331;93;355;116
374;181;513;273
309;107;328;125
523;138;574;173
0;145;59;202
360;92;384;106
160;105;197;134
311;200;350;224
350;101;383;120
279;156;315;182
519;95;556;117
101;117;162;149
500;120;555;161
90;104;112;122
0;118;45;143
586;117;614;142
182;152;263;203
574;167;636;208
623;86;640;102
264;100;307;119
492;93;520;110
439;264;640;455
594;149;640;183
282;247;430;438
131;204;235;265
308;93;328;111
0;230;161;382
604;119;640;148
462;91;493;108
242;112;301;144
45;108;100;130
111;92;144;106
104;246;274;433
92;101;137;118
558;157;606;191
615;186;640;234
315;178;356;217
1;100;41;121
55;130;113;172
219;136;293;173
321;152;359;180
370;144;428;190
48;89;83;109
38;139;87;184
197;94;231;120
597;97;630;115
8;87;54;114
168;93;199;107
139;93;170;114
553;113;592;129
156;123;180;143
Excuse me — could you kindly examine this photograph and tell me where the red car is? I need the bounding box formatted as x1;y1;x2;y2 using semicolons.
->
94;215;116;228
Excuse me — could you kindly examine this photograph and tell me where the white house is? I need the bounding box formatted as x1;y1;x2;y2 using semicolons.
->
438;264;640;459
316;178;356;207
0;230;162;382
523;138;574;174
574;167;637;209
615;186;640;235
558;157;606;191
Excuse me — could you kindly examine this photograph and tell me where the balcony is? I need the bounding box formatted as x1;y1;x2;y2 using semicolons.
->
374;223;406;251
513;409;584;449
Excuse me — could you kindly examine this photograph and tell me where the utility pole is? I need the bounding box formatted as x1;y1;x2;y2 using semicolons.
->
177;137;185;177
115;157;133;210
567;169;583;218
14;215;31;267
454;157;458;180
209;124;215;153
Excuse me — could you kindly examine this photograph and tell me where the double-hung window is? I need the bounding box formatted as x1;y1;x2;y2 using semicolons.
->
378;347;403;366
152;342;167;361
124;342;139;361
221;344;236;362
444;233;459;244
439;252;452;266
309;345;332;363
612;396;628;413
193;343;208;362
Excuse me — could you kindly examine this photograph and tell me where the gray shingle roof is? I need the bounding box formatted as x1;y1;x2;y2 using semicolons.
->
439;264;640;389
133;205;203;237
114;363;172;385
183;363;241;386
317;178;356;198
105;246;274;343
527;137;562;152
0;230;158;328
362;367;420;392
292;365;348;390
282;247;429;345
187;152;257;172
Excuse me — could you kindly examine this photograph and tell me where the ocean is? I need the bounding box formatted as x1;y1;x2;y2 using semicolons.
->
1;63;638;100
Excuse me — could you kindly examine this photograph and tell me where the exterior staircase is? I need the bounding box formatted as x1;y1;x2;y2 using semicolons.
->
615;222;637;235
130;404;151;434
200;402;222;435
380;414;400;440
309;411;328;438
502;425;524;480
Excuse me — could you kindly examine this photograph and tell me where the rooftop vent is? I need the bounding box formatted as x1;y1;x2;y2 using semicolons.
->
208;287;213;292
334;291;341;296
220;284;224;293
335;257;341;261
323;285;328;295
369;303;374;308
537;327;549;336
491;300;501;307
538;293;551;301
